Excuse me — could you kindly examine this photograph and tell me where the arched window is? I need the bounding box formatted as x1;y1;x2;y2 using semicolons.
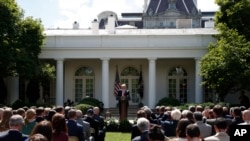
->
168;67;188;103
74;67;94;103
120;66;140;104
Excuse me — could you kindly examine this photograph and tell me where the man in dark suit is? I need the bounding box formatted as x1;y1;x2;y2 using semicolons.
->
0;115;28;141
84;109;100;140
67;109;84;141
116;83;130;119
93;107;106;141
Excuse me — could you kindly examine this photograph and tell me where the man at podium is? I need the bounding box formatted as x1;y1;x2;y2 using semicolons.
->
116;83;130;120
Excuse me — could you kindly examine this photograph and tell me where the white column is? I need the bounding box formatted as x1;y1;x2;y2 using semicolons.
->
195;58;203;103
7;77;19;104
101;58;110;108
148;58;157;109
55;58;64;106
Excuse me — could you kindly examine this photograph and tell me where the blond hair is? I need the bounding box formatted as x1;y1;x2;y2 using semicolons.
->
24;109;36;125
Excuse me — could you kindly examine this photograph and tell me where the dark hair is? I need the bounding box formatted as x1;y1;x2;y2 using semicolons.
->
29;133;48;141
214;118;228;129
54;106;64;114
213;105;223;117
52;113;68;136
36;107;45;116
46;110;56;122
30;120;53;141
148;125;165;141
186;124;200;138
176;118;192;138
68;109;77;119
193;111;203;121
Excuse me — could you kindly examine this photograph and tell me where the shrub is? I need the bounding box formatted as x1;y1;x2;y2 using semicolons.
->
105;118;119;132
156;97;181;107
12;100;26;110
119;119;132;132
78;97;104;113
75;104;93;115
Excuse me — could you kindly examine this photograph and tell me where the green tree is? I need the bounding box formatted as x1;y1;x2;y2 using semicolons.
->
0;0;55;103
200;0;250;100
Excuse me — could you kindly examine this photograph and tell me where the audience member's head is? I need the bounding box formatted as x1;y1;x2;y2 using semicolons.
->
0;108;13;131
30;120;53;141
24;108;36;125
93;107;100;115
148;124;166;141
195;105;203;112
186;124;200;141
54;106;64;114
137;117;150;133
52;113;68;136
232;106;242;118
214;118;228;132
212;105;223;117
242;109;250;122
16;108;26;118
28;133;48;141
46;109;56;122
136;109;147;119
36;107;45;117
8;114;24;131
176;118;192;138
171;109;182;121
193;111;203;122
188;105;196;113
68;109;77;119
76;110;83;119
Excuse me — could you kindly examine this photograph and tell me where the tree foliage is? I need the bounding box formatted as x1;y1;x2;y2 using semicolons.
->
0;0;55;103
200;0;250;100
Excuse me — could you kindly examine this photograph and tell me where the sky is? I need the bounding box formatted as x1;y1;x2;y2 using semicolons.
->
16;0;219;29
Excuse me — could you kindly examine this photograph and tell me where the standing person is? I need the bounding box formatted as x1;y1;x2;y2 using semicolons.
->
116;83;130;120
239;91;250;108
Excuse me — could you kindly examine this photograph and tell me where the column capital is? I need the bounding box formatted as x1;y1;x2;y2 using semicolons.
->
54;58;64;61
100;57;110;61
147;57;157;61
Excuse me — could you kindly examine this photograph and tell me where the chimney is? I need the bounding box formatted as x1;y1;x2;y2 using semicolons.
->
92;19;99;34
204;18;214;28
73;21;79;29
107;14;115;34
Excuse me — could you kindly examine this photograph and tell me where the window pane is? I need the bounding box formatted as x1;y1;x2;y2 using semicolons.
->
75;79;83;103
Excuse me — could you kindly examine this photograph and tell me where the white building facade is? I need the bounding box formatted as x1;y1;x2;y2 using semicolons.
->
38;28;217;109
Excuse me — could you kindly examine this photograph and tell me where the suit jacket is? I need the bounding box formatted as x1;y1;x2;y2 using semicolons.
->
132;131;149;141
0;130;28;141
67;119;84;141
76;118;91;140
161;120;178;137
131;124;141;140
194;121;212;139
116;89;130;104
203;132;230;141
84;116;100;140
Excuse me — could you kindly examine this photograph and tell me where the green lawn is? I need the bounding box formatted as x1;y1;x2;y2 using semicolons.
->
105;132;131;141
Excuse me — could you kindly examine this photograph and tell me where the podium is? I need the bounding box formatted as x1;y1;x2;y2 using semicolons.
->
120;96;127;121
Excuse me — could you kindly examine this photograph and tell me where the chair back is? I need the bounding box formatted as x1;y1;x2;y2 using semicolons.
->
68;136;79;141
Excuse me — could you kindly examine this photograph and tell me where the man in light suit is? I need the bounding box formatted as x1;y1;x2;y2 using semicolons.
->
76;110;92;141
204;118;230;141
193;111;212;139
116;83;130;119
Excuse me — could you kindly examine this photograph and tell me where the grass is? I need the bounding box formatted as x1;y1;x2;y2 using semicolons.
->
105;132;131;141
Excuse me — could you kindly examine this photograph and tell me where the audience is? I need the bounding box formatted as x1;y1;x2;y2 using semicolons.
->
28;133;48;141
193;111;212;139
76;109;92;141
0;108;13;133
148;124;167;141
67;109;84;141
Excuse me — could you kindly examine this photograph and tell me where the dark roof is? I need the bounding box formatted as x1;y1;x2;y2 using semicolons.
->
147;0;198;15
121;13;143;18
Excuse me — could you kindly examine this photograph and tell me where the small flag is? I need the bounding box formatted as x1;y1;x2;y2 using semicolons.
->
114;66;121;96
